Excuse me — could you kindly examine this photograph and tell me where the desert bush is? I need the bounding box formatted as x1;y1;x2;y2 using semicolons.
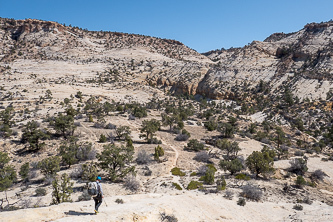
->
237;198;246;206
193;151;210;163
160;212;178;222
175;133;190;141
19;162;30;182
172;182;182;190
184;139;204;152
293;204;303;211
51;173;73;205
70;165;83;179
294;150;304;156
197;165;208;175
136;150;151;164
29;170;39;180
288;158;308;175
240;184;263;201
216;139;241;159
187;181;203;190
216;176;226;191
35;188;47;196
201;167;215;185
38;156;61;177
171;167;185;176
76;142;96;161
219;158;244;175
99;134;107;143
204;119;218;131
311;169;327;182
224;190;234;200
155;145;164;156
81;162;98;182
302;197;313;205
295;175;306;188
235;173;251;181
97;144;135;182
190;172;197;176
123;175;140;192
246;147;275;177
115;198;124;204
105;123;117;129
78;190;92;201
21;198;33;209
148;137;162;144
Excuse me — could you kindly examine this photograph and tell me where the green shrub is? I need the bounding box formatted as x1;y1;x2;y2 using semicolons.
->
235;173;251;181
190;172;197;176
19;162;30;182
237;198;246;206
171;167;185;176
78;190;91;201
295;175;306;188
293;204;303;211
187;181;203;190
172;182;182;190
115;198;124;204
155;145;164;157
35;187;47;196
184;139;204;152
38;156;61;177
206;164;217;172
216;176;226;191
201;168;215;185
99;134;107;143
219;158;243;175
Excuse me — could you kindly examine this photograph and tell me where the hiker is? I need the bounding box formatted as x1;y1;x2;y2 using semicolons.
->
93;176;104;214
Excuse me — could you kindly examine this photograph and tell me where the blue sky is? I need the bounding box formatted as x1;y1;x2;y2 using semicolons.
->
1;0;332;52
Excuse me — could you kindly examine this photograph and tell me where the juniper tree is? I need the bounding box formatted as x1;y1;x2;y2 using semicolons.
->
0;106;14;137
19;162;30;182
21;121;50;151
38;156;61;177
51;113;76;138
139;119;160;142
51;173;73;205
216;139;241;159
115;126;131;140
0;152;17;192
0;152;17;208
97;144;135;182
246;147;275;177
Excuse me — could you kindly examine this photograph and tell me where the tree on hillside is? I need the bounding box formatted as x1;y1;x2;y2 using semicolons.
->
216;139;241;159
139;119;161;142
0;106;15;137
51;173;73;205
0;151;17;208
161;113;179;131
51;113;76;138
115;126;131;140
97;144;135;182
246;147;275;177
21;121;50;151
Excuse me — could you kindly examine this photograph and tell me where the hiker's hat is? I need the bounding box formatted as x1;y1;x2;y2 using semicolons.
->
97;176;102;181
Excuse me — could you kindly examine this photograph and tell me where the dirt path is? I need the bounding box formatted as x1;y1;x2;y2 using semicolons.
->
80;122;98;142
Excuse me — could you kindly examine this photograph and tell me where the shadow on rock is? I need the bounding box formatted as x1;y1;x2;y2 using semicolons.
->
65;210;95;216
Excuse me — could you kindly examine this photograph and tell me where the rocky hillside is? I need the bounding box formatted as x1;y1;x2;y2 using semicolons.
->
0;18;211;96
1;18;333;101
202;21;333;100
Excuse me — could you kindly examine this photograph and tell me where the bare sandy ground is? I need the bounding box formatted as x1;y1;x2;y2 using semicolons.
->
1;191;332;222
